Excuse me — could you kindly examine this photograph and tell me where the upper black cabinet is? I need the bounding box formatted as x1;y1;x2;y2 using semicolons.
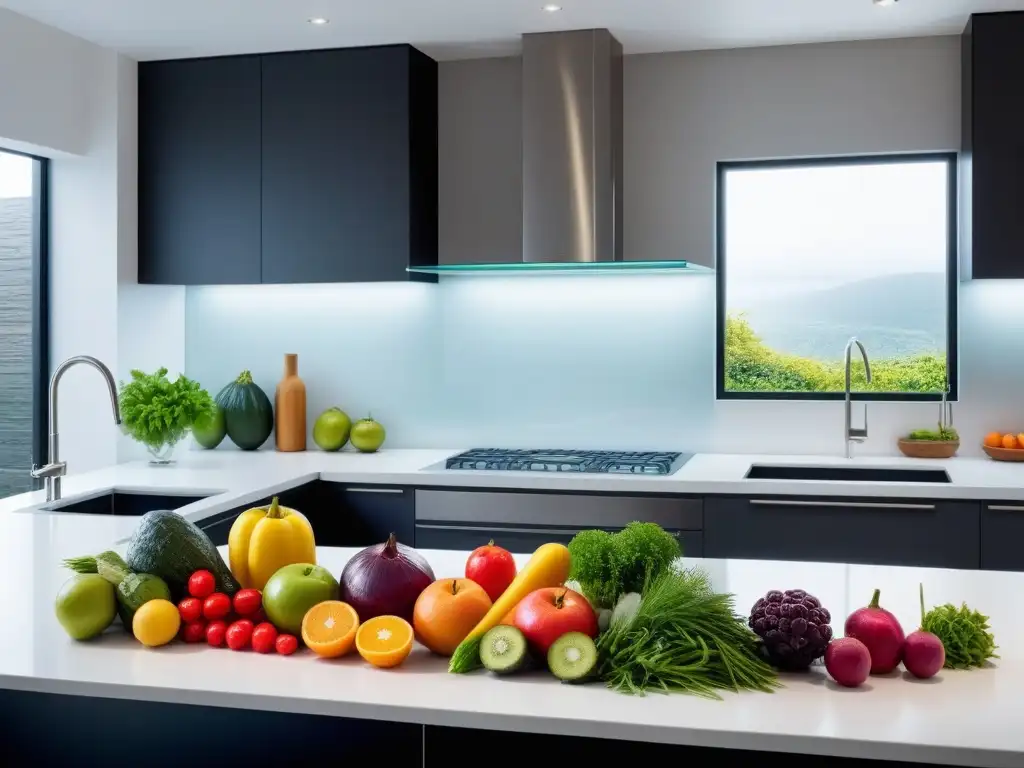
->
139;56;263;285
962;13;1024;279
138;46;437;285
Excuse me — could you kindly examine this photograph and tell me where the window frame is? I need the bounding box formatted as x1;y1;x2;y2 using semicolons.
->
715;152;958;402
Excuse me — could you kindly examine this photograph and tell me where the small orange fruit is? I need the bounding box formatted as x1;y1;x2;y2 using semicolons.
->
1003;433;1019;450
301;601;359;658
1017;434;1024;449
984;432;1004;448
413;578;492;656
356;615;413;668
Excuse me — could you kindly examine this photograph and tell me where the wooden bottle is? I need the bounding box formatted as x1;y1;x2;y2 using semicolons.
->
275;353;307;452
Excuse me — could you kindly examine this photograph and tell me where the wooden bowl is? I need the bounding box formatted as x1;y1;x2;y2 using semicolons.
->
983;444;1024;462
897;439;959;459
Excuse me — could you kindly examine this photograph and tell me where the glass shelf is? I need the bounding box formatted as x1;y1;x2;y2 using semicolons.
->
408;260;714;276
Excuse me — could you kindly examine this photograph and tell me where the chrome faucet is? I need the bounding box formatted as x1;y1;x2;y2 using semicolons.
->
844;338;872;459
31;356;121;501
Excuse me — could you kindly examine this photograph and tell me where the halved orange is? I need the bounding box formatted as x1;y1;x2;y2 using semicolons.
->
355;615;413;668
301;601;359;658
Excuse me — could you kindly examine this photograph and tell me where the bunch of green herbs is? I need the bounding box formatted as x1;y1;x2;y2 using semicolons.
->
906;425;959;441
119;368;215;449
922;601;998;669
568;522;681;609
596;568;779;698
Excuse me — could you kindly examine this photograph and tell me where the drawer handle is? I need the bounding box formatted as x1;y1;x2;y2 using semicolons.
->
749;499;936;511
416;523;682;538
987;505;1024;512
345;487;404;495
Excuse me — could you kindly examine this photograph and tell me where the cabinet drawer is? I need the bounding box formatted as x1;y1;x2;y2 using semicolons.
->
981;503;1024;571
704;497;979;569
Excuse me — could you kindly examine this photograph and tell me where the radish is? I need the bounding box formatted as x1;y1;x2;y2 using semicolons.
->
825;637;872;687
844;588;905;674
903;584;945;679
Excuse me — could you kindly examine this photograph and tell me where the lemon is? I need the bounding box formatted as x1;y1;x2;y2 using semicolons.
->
132;599;181;647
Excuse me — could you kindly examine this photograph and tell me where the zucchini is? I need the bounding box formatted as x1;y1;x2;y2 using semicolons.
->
127;510;240;598
216;370;273;451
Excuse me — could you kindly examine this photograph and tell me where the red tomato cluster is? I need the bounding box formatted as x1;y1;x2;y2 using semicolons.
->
178;570;297;655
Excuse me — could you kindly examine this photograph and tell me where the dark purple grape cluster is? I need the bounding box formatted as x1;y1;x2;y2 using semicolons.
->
748;589;833;671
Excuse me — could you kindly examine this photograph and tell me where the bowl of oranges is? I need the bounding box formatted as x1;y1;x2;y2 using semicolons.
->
983;432;1024;461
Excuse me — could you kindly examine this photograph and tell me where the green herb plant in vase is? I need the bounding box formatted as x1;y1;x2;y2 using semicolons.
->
119;368;215;464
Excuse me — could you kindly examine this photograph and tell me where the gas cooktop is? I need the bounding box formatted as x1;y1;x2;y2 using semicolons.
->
444;449;691;475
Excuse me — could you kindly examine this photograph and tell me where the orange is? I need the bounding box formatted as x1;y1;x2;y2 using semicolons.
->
356;615;413;668
984;432;1004;448
413;578;492;656
301;601;359;658
500;607;517;626
1003;433;1019;450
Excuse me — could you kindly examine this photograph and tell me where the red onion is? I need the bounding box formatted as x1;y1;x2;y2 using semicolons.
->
340;533;435;622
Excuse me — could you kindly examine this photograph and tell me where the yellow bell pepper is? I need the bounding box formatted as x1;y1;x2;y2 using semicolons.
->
228;497;316;590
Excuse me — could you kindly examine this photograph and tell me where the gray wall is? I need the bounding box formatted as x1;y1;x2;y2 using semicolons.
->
438;36;961;267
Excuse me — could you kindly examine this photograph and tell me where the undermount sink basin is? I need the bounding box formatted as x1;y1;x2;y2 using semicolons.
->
745;465;951;484
40;490;211;516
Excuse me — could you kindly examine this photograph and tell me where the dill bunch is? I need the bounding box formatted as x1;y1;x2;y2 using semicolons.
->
596;568;779;698
922;602;998;669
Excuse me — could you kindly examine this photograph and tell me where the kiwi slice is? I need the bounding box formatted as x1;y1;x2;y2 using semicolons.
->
547;632;597;682
479;625;528;674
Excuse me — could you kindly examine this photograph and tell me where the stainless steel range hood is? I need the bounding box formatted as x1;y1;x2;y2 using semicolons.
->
410;29;710;276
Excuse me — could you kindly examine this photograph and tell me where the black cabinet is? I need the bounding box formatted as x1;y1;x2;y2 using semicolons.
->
962;13;1024;279
704;497;979;569
981;502;1024;571
261;46;437;283
139;56;262;285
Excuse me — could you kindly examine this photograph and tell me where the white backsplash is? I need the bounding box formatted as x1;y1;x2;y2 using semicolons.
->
184;277;1024;456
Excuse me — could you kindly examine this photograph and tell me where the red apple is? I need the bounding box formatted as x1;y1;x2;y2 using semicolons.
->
514;587;598;655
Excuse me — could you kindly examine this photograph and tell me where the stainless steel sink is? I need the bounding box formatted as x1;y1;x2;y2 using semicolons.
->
744;465;951;483
40;489;212;516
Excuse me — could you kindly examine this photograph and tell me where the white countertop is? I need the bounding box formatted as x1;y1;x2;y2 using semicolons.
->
1;514;1019;768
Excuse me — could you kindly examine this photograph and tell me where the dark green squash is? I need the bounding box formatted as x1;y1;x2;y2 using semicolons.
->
216;370;273;450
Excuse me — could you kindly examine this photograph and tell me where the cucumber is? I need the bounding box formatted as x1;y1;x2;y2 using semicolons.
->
117;573;171;627
126;510;240;598
547;632;597;682
479;625;528;674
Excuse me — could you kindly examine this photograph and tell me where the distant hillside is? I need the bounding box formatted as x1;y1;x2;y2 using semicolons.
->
739;272;946;361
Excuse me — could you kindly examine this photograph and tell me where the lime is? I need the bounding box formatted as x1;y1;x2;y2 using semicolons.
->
55;574;116;640
313;408;352;452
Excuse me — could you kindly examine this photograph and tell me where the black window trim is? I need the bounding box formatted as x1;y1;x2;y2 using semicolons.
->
715;151;959;402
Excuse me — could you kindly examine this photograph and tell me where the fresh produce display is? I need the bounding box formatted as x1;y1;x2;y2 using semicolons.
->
118;368;216;454
514;587;598;656
748;589;832;670
413;578;492;656
226;619;255;650
356;615;414;668
450;542;572;673
263;563;339;635
903;585;945;679
340;534;435;623
302;600;360;658
844;589;905;674
133;599;181;647
313;407;352;451
63;551;171;628
127;510;240;598
55;573;117;640
825;637;872;687
252;622;279;653
228;497;317;591
479;625;528;674
548;631;598;682
192;405;227;450
465;540;516;602
595;569;778;698
567;522;680;610
216;370;274;451
349;417;386;453
922;598;998;669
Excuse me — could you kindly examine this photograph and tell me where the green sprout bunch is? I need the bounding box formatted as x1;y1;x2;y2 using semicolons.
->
119;368;215;449
922;601;998;669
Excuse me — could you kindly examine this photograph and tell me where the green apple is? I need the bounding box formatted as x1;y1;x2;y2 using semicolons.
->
313;407;351;452
55;574;116;640
350;417;386;453
262;563;339;635
192;406;226;450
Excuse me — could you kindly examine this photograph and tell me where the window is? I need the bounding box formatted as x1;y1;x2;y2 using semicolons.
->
716;154;956;400
0;149;48;498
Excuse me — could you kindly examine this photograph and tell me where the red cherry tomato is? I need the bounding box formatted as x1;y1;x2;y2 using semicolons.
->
203;592;231;621
188;570;216;599
232;589;262;616
465;540;517;602
251;622;278;654
249;609;267;625
181;621;207;644
205;620;228;647
178;597;203;624
275;634;298;656
226;619;254;651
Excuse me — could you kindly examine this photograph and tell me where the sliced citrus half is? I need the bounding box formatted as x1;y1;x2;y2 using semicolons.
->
356;615;413;668
301;600;359;658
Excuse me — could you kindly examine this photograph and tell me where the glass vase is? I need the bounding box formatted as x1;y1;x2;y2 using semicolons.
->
146;439;178;465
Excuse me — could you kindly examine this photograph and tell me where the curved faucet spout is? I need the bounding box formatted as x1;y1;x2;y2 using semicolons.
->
844;338;872;459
